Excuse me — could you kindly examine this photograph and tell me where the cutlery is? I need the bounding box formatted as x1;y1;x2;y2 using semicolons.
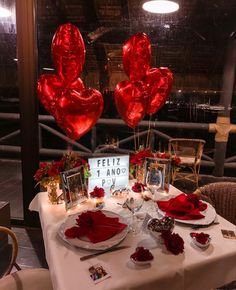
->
191;218;219;230
80;245;130;261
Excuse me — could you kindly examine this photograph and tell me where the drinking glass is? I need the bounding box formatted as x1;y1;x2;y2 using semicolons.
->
145;163;163;198
125;191;144;234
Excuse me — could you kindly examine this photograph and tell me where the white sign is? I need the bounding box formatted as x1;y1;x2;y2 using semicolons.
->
88;155;129;196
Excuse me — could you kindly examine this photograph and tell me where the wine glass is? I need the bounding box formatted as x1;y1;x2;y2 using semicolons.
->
125;191;144;234
145;162;163;199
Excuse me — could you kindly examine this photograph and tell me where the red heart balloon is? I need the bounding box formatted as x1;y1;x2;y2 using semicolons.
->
55;88;103;140
123;33;151;82
145;67;173;115
52;23;85;84
37;74;84;115
37;74;62;115
114;80;147;128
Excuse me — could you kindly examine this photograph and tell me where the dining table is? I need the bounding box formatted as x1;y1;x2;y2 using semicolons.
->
29;184;236;290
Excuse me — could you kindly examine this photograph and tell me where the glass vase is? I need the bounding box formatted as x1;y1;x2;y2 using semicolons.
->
135;165;145;183
46;179;59;204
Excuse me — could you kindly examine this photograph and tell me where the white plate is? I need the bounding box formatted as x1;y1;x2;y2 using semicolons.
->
58;210;129;251
157;201;216;226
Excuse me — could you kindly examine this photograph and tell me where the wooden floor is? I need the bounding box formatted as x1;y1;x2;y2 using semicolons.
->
0;159;23;219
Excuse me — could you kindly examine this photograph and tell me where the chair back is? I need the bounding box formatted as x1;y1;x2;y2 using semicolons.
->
0;226;18;277
198;182;236;225
168;138;205;164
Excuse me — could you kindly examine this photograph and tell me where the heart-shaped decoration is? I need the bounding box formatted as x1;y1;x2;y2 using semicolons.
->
147;217;175;236
37;74;84;115
145;67;173;115
37;24;104;140
55;88;103;140
121;168;126;174
114;80;147;128
123;33;151;82
52;23;85;83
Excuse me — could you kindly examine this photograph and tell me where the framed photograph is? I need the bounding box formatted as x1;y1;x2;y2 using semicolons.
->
88;263;111;284
60;165;88;211
144;157;171;194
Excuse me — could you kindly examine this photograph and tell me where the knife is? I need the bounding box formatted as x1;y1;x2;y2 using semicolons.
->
80;245;130;261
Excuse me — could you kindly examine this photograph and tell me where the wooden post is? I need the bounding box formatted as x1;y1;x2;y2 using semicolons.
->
212;40;236;176
16;0;39;225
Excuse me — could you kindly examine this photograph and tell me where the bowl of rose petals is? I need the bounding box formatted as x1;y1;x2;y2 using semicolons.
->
190;232;211;248
130;247;154;265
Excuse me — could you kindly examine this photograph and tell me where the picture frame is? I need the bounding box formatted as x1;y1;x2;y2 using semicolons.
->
60;165;88;211
144;157;171;194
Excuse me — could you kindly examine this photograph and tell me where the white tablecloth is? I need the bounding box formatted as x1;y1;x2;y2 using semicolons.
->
29;186;236;290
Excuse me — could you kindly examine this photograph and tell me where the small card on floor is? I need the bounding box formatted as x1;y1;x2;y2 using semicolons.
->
88;263;111;284
221;229;236;240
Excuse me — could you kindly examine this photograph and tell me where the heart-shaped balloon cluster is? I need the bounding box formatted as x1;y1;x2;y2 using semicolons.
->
37;23;104;140
114;33;173;128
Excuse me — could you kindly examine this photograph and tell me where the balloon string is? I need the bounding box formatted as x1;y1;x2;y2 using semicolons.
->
137;125;140;149
146;115;152;149
134;128;137;152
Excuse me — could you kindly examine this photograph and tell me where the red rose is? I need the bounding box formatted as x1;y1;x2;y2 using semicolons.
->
47;165;59;177
156;152;170;159
174;156;181;165
34;169;43;181
132;182;145;193
39;162;47;169
90;186;105;198
53;160;65;169
81;159;87;165
161;230;184;255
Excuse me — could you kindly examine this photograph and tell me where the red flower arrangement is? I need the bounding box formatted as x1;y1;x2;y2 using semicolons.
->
130;149;154;166
129;148;154;181
156;152;181;166
161;230;184;255
89;186;105;199
34;152;89;187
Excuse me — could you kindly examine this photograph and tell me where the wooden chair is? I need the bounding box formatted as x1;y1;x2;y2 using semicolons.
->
0;226;53;290
195;182;236;225
0;226;20;276
196;182;236;289
168;138;205;187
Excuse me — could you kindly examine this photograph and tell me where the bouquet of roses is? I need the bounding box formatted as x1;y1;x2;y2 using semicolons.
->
130;148;154;166
130;148;154;179
34;161;63;187
156;152;181;179
156;152;181;166
34;152;90;187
